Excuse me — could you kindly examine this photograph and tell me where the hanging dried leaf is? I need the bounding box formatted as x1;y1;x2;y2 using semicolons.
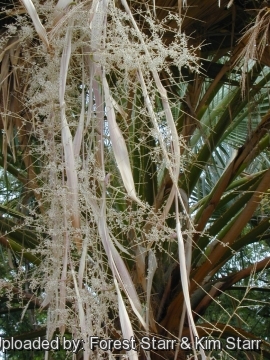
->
59;23;82;250
20;0;49;49
103;74;143;206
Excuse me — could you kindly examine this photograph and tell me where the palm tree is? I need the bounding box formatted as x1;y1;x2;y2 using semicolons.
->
1;0;270;359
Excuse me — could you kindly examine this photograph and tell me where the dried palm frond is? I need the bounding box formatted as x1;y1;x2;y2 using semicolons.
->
237;7;270;94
